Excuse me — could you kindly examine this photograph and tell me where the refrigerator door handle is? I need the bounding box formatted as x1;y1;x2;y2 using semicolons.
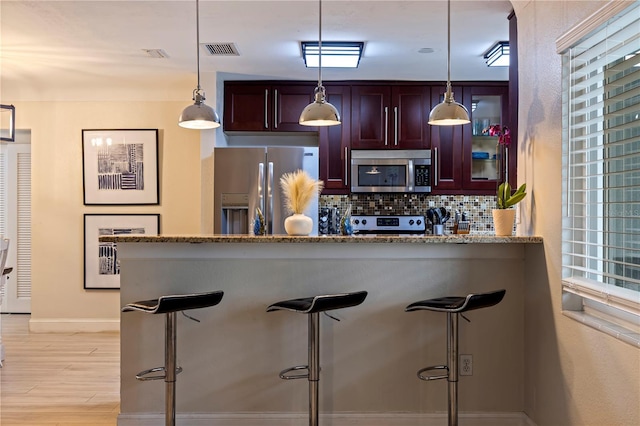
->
258;162;265;217
267;162;274;235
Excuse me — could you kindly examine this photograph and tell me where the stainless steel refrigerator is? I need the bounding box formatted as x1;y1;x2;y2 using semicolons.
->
214;147;319;235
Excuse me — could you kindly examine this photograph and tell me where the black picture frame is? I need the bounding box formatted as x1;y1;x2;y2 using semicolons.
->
82;129;159;205
84;214;160;290
0;104;15;142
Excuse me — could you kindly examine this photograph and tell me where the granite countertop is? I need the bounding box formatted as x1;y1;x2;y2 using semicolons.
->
100;234;542;244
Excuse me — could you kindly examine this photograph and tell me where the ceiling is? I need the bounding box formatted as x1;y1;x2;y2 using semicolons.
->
0;0;513;101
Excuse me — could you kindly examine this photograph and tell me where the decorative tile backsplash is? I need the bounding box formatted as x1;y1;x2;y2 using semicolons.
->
320;194;501;234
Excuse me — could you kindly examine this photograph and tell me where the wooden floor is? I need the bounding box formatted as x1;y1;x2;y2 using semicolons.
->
0;314;120;426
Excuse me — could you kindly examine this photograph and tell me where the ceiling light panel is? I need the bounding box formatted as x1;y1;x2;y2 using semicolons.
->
301;42;364;68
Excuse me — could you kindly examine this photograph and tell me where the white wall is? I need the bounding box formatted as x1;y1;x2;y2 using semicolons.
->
14;100;203;331
513;1;640;425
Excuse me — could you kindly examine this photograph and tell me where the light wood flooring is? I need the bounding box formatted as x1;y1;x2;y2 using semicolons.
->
0;314;120;426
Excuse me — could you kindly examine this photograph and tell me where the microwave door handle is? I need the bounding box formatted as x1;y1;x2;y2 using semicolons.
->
394;106;398;146
384;107;389;146
408;160;414;191
434;147;439;187
267;162;274;235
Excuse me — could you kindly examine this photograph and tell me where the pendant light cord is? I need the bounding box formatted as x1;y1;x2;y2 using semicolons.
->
317;0;323;89
196;0;202;92
445;0;452;99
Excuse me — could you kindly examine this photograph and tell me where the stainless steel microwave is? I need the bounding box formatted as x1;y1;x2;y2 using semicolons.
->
350;149;431;193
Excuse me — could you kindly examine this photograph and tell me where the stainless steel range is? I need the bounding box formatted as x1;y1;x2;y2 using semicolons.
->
351;215;426;235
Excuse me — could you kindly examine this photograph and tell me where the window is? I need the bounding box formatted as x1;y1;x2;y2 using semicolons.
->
560;0;640;345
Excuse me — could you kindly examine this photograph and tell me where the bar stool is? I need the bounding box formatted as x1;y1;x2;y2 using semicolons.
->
122;290;224;426
267;291;368;426
405;289;506;426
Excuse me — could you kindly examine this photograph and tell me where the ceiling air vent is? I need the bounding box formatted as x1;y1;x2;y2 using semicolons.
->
203;43;240;56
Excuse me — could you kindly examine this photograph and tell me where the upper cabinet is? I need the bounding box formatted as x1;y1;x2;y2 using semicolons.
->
319;84;351;194
223;82;316;132
430;83;513;195
351;85;430;149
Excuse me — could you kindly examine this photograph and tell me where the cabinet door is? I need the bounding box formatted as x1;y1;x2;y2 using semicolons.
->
272;84;316;131
430;85;464;193
393;85;430;149
223;83;271;131
319;85;351;194
464;85;509;192
351;85;391;149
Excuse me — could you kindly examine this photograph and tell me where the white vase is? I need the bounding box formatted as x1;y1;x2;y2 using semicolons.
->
492;209;516;236
284;213;313;236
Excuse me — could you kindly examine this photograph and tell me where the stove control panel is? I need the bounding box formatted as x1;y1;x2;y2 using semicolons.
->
351;215;426;234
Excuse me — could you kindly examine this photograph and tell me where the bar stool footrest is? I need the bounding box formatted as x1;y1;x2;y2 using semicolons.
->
135;366;183;381
417;365;448;381
279;365;309;380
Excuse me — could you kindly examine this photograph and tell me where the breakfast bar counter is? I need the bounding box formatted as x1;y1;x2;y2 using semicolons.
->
107;234;542;426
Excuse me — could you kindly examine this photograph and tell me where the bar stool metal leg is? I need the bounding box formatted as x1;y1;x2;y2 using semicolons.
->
165;311;177;426
309;312;320;426
447;312;459;426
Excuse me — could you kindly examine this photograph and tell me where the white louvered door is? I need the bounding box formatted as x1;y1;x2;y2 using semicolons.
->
0;142;31;313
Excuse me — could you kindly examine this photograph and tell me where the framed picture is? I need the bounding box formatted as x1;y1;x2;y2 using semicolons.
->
82;129;159;205
84;214;160;290
0;104;15;142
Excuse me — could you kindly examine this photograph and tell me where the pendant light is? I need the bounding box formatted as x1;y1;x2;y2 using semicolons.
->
178;0;220;129
299;0;341;127
428;0;470;126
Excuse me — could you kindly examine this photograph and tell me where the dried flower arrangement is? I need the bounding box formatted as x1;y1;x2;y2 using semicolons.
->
279;170;324;215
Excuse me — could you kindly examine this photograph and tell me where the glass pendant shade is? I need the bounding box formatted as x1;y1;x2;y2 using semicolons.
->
299;87;341;126
179;91;220;129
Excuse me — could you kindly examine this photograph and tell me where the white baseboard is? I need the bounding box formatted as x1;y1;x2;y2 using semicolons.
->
118;412;536;426
29;318;120;333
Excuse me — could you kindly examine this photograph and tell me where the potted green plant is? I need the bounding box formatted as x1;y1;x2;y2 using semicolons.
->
493;182;526;236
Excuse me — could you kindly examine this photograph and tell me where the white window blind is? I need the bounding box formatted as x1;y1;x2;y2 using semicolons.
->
561;0;640;316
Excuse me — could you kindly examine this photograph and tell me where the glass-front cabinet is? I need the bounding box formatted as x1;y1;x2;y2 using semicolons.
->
463;85;511;193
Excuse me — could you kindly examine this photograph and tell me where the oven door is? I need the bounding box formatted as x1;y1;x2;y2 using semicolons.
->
351;158;412;193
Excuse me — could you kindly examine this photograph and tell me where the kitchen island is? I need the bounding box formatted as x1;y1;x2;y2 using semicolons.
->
105;235;542;426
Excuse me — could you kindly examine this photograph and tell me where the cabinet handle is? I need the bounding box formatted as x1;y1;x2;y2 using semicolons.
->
344;146;349;186
384;107;389;146
274;89;278;129
264;89;269;129
394;106;398;146
434;147;439;187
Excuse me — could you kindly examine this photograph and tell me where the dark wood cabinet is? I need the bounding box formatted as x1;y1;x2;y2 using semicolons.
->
351;85;430;149
430;82;513;195
223;82;316;132
430;84;464;193
319;85;351;194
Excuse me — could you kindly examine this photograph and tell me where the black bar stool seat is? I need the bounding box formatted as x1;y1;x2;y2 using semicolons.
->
268;290;367;426
267;291;368;314
123;291;224;315
123;290;224;426
406;289;505;426
406;289;505;313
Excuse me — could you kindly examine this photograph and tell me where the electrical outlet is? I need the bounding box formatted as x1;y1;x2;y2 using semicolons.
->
460;354;473;376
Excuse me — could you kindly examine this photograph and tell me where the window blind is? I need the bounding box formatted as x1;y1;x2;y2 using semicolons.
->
562;0;640;315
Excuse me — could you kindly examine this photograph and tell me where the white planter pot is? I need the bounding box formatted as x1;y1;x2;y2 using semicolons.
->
492;209;516;236
284;214;313;236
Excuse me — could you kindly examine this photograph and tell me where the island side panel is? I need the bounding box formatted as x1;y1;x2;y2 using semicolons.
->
118;242;525;416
